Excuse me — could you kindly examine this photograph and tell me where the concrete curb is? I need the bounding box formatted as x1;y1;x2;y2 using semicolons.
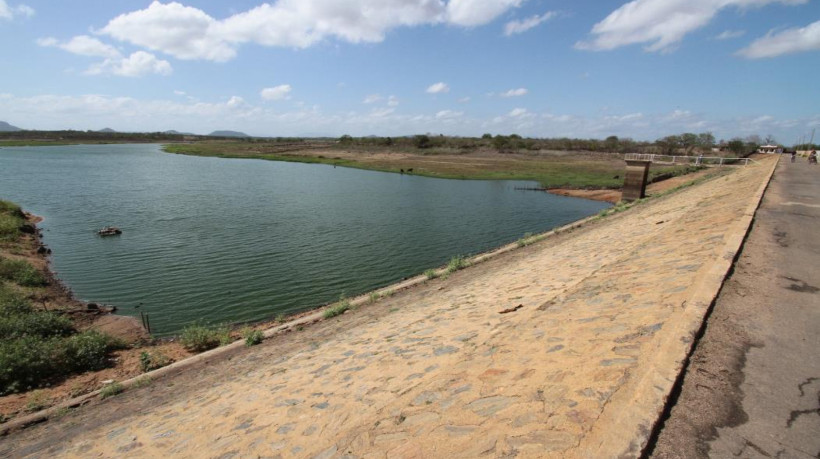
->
1;205;605;436
578;158;779;457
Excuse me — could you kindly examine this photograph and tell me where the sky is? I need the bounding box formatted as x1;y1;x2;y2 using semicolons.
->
1;0;818;143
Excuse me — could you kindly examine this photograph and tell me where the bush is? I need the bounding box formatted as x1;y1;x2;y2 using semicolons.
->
61;331;110;372
446;255;469;274
0;201;25;242
139;350;172;372
100;381;123;399
180;323;222;352
0;257;47;287
0;311;74;339
424;269;438;280
0;283;32;317
0;336;57;394
241;327;263;347
323;298;350;319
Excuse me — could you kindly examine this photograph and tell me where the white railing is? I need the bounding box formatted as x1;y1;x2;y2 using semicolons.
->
624;153;755;166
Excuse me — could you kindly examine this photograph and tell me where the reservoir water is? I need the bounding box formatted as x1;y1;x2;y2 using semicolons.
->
0;144;610;334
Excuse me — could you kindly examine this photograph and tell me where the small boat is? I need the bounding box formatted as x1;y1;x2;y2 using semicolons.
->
97;226;122;236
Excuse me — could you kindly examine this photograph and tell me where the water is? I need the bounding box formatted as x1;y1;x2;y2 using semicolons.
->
0;144;609;334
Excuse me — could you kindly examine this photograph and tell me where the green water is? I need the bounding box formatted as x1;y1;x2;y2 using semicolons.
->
0;144;609;334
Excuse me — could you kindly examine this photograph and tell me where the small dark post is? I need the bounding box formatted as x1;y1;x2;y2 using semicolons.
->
145;313;151;335
622;159;651;202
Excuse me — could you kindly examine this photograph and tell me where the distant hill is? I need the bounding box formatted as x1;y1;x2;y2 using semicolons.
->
208;130;249;138
164;130;195;136
0;121;22;132
98;128;117;133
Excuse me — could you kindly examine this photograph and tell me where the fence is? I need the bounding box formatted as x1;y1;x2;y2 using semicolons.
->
624;153;755;167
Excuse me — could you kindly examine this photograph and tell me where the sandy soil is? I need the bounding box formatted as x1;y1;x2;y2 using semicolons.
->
549;168;717;203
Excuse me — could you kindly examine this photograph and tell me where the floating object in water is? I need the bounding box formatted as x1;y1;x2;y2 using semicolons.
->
97;226;122;236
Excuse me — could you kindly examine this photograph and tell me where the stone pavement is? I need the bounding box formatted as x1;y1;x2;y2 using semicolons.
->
0;157;776;458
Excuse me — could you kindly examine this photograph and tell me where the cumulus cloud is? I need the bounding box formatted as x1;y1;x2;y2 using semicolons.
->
363;94;383;104
0;0;34;20
504;11;556;36
446;0;523;27
715;29;745;40
387;95;399;107
37;35;171;77
500;88;528;97
37;35;121;58
86;51;173;77
96;1;525;62
508;107;531;117
260;84;293;100
576;0;807;53
426;82;450;94
737;20;820;58
435;109;463;119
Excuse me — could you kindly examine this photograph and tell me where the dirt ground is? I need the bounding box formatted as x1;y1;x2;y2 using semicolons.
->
550;168;716;203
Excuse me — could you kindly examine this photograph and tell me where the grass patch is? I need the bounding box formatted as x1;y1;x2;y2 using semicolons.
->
241;327;263;347
445;255;469;274
0;200;26;243
24;390;50;412
0;257;47;287
139;350;172;372
424;269;439;280
179;323;230;352
368;292;381;304
516;232;536;247
323;296;351;319
99;381;123;399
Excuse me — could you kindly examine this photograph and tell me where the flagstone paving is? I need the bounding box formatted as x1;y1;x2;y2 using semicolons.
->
0;157;776;458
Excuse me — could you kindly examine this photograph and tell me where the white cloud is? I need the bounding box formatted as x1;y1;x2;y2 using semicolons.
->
363;94;383;104
458;96;471;103
226;96;245;107
435;109;463;119
500;88;528;97
715;29;745;40
100;1;238;62
38;35;121;59
260;84;293;100
508;107;530;117
504;11;556;36
174;90;186;96
0;0;34;20
576;0;807;53
387;95;399;107
737;20;820;58
426;82;450;94
97;0;526;62
447;0;523;27
86;51;173;77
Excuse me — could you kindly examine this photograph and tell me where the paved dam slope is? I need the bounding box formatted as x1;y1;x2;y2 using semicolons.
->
1;157;776;458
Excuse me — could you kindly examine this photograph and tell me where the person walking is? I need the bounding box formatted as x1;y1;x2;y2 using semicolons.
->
809;150;817;165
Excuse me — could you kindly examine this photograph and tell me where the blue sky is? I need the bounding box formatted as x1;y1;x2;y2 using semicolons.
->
1;0;818;143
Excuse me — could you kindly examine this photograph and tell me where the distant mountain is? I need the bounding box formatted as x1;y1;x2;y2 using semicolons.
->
0;121;22;132
208;130;249;137
98;128;117;133
164;129;195;136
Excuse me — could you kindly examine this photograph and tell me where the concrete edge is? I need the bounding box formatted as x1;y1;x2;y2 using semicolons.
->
2;205;608;436
583;158;779;457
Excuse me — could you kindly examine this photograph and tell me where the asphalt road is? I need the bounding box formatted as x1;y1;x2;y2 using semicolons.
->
650;155;820;458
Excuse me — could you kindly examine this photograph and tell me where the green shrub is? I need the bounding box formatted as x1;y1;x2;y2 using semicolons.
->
323;298;350;319
241;327;263;347
0;311;74;339
446;255;469;274
180;323;222;352
25;390;50;412
100;381;123;399
424;269;438;280
139;350;172;372
0;283;32;317
0;257;47;287
0;336;57;394
60;331;110;372
0;201;25;242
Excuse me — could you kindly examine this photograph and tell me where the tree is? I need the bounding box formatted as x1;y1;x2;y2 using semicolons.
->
339;134;353;144
481;133;492;139
697;132;715;149
656;135;681;155
680;133;699;154
414;134;431;149
727;138;746;156
764;134;777;145
604;135;619;153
